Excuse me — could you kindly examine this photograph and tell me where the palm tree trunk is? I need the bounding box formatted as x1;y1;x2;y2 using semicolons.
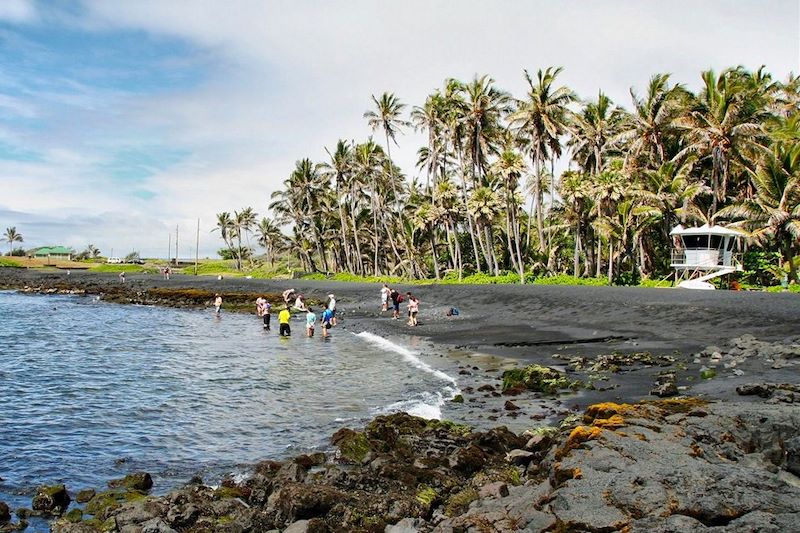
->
430;231;440;280
372;178;380;276
573;225;582;277
536;155;545;252
350;208;364;275
457;157;482;272
607;241;614;284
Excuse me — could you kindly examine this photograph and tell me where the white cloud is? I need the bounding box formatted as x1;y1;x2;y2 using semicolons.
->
0;0;798;257
0;0;36;23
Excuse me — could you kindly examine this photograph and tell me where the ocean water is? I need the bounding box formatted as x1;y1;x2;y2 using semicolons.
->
0;291;460;512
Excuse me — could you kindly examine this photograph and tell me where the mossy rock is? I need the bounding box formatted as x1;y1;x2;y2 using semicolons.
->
502;364;582;394
444;488;479;517
75;489;96;504
451;394;464;403
85;489;146;520
416;486;439;510
107;472;153;492
331;428;371;463
31;483;71;515
64;508;83;523
214;486;247;500
426;419;472;438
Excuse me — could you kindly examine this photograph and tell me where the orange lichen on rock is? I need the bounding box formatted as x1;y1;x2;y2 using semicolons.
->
584;402;635;420
592;414;626;429
557;425;603;459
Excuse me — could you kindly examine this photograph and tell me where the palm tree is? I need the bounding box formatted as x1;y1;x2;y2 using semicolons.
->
491;149;527;281
568;92;627;175
718;142;800;282
235;207;257;268
616;73;687;169
3;227;22;256
467;185;503;275
212;212;237;266
676;67;770;215
510;67;576;250
255;217;284;266
322;140;356;273
364;92;410;203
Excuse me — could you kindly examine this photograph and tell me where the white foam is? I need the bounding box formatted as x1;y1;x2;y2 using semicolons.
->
356;331;460;420
355;331;458;386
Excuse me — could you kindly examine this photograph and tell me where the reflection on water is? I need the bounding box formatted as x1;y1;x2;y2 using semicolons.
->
0;291;458;510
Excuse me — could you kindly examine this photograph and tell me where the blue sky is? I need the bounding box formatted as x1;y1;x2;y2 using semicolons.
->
0;0;798;258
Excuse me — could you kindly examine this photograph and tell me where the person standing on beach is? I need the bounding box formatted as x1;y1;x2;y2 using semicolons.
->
389;288;402;320
380;284;390;312
407;295;419;326
327;293;337;326
119;271;125;283
321;306;333;337
306;307;316;337
214;294;222;315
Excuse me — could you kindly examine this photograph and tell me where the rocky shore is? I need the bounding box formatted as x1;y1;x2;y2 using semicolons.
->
1;270;799;531
3;396;798;533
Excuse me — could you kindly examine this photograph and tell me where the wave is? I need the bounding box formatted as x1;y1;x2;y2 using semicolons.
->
355;331;460;420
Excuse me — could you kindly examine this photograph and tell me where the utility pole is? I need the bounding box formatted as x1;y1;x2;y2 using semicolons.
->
194;218;200;276
175;225;179;266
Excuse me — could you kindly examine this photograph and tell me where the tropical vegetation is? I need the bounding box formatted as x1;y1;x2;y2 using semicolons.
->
3;227;23;256
214;67;800;285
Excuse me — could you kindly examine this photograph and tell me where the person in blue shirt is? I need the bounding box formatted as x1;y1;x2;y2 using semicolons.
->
321;307;333;337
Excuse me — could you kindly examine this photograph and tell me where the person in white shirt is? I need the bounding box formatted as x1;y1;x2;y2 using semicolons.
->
327;293;337;326
380;284;390;312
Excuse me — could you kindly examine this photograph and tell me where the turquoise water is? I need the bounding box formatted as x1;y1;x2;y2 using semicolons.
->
0;291;459;513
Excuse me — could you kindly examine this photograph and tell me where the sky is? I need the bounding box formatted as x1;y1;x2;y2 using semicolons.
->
0;0;797;259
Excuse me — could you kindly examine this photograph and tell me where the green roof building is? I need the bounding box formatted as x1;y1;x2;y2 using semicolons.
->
33;246;74;260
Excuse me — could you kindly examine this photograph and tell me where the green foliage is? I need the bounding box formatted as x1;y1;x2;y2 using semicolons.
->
8;248;26;256
613;269;641;286
534;274;608;286
217;247;252;261
90;264;155;273
331;272;403;284
0;257;22;267
193;260;237;275
501;364;583;394
638;278;674;288
741;250;783;286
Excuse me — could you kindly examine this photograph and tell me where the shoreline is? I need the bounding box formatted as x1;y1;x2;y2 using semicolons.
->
3;268;799;406
2;269;800;531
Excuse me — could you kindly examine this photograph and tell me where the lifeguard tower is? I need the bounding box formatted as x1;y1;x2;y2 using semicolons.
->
670;224;744;289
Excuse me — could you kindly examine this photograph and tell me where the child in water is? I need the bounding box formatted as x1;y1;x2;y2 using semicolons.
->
214;294;222;315
306;306;317;337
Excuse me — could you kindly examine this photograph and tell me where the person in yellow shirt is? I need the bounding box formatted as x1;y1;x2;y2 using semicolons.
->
278;307;292;337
